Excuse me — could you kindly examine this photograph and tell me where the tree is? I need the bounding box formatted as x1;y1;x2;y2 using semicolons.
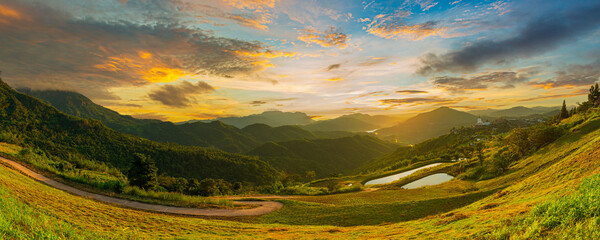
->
127;153;159;190
305;171;316;181
505;128;531;157
589;83;600;106
559;100;570;120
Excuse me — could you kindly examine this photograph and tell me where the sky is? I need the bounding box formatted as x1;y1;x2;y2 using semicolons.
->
0;0;599;121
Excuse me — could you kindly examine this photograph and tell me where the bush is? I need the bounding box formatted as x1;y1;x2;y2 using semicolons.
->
0;131;23;145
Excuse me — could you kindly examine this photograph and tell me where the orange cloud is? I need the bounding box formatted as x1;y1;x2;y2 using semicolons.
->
367;21;446;40
325;77;343;81
234;50;297;58
94;53;185;83
222;0;277;11
138;51;152;59
143;67;185;83
0;4;27;24
298;27;349;49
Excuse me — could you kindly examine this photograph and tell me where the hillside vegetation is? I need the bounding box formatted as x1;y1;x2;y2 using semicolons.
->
22;90;354;153
0;80;279;186
249;135;397;178
2;104;600;238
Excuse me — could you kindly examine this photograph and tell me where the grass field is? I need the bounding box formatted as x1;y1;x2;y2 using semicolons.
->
1;110;600;239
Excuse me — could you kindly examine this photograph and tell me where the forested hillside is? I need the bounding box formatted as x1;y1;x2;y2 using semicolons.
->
22;89;353;153
1;80;279;184
248;135;397;178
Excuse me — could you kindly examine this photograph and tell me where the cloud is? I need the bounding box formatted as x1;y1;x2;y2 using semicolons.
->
396;90;429;94
0;0;280;100
327;64;341;71
148;81;215;107
516;89;588;102
379;96;464;108
250;100;267;106
417;0;438;11
431;67;539;93
365;11;446;40
221;0;278;11
416;3;600;74
530;60;600;89
298;26;349;49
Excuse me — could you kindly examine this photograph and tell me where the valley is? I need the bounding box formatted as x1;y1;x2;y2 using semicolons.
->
2;77;600;238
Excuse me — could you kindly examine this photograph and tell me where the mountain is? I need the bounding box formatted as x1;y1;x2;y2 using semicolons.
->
18;89;161;128
1;79;279;184
20;89;262;153
469;106;560;118
248;135;397;178
303;113;399;132
377;107;479;144
21;90;352;153
203;111;314;128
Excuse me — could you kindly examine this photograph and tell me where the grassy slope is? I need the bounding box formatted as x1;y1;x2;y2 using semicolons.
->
1;110;600;238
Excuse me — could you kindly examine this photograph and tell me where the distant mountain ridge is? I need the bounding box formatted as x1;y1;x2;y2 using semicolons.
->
303;113;400;132
21;90;352;153
377;107;479;144
468;106;560;118
194;111;314;128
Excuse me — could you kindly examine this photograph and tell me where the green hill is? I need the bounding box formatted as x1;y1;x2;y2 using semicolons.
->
303;113;399;132
377;107;479;144
1;80;279;184
359;118;538;173
248;135;397;178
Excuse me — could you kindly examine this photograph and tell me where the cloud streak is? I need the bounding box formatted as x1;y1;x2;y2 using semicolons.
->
432;68;539;92
379;96;464;108
530;60;600;89
298;26;349;49
148;81;215;108
417;3;600;74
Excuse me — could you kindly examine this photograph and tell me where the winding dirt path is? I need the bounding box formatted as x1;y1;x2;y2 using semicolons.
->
0;157;283;216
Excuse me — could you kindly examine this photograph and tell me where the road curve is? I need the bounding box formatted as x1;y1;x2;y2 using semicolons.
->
0;157;283;216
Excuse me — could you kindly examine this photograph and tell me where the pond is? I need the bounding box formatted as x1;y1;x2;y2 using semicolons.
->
400;173;454;189
364;163;443;186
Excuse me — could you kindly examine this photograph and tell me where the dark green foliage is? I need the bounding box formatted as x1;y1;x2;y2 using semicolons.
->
559;100;570;120
589;83;600;105
0;79;280;185
248;135;397;178
127;154;159;190
505;125;563;157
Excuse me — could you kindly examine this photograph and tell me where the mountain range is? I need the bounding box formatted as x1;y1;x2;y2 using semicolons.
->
468;106;559;118
20;89;354;153
190;111;315;128
302;113;399;132
377;107;479;144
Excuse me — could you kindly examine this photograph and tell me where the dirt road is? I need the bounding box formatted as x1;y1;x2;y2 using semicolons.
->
0;157;282;216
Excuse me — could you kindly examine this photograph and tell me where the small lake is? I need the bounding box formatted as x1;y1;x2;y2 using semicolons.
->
364;163;443;186
400;173;454;189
